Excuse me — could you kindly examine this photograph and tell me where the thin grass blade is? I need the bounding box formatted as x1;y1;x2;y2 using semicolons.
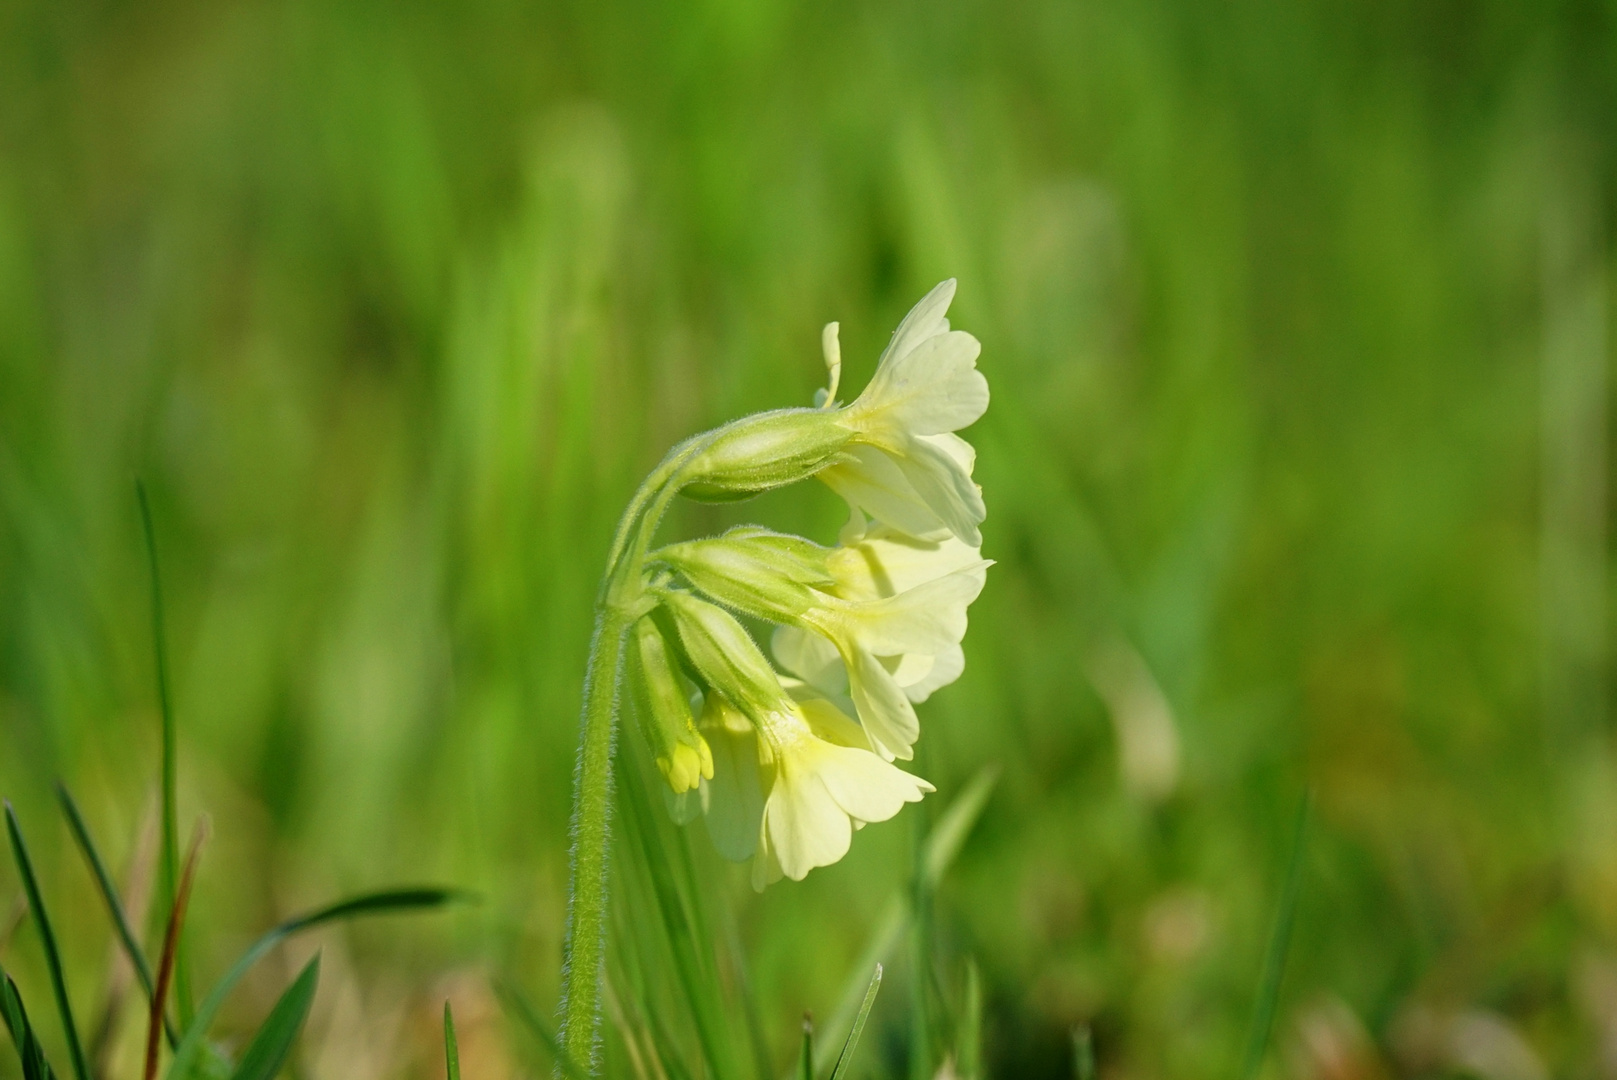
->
164;887;461;1080
827;965;881;1080
56;783;179;1049
955;959;981;1080
2;967;61;1080
443;1002;461;1080
136;480;191;1029
1238;790;1312;1080
797;1015;813;1080
811;767;997;1075
615;752;736;1080
227;954;319;1080
5;802;90;1080
1072;1026;1095;1080
493;978;589;1080
147;821;206;1080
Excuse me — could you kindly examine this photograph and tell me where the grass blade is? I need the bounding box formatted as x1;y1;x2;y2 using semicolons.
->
164;887;462;1080
827;965;881;1080
1072;1025;1095;1080
1238;790;1312;1080
5;802;90;1080
810;766;998;1075
443;1002;460;1080
2;966;61;1080
955;959;982;1080
136;479;191;1028
615;752;736;1080
147;821;206;1080
56;783;179;1049
227;954;319;1080
494;978;589;1080
797;1015;813;1080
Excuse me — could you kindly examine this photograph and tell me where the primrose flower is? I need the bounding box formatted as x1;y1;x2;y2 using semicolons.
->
656;518;988;762
773;516;989;760
818;280;989;546
690;685;933;889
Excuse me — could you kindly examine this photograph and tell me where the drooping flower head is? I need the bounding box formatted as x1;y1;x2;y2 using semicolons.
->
618;281;988;886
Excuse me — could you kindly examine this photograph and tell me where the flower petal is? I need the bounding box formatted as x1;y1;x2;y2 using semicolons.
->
877;278;956;369
812;742;933;824
700;720;764;862
892;434;986;547
764;761;851;880
845;645;921;760
857;330;988;436
901;643;965;703
819;444;949;541
771;624;847;694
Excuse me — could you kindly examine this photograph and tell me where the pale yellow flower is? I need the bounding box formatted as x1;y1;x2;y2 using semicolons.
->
689;685;933;888
772;515;989;761
819;280;989;545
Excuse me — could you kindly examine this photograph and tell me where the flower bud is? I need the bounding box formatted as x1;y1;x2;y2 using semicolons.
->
625;616;713;793
656;527;831;622
681;409;853;502
659;589;792;722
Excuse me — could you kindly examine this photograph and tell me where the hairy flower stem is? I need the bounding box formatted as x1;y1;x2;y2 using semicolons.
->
557;433;715;1074
556;602;631;1073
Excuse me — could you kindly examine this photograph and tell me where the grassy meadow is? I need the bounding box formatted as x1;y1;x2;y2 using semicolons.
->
0;0;1612;1077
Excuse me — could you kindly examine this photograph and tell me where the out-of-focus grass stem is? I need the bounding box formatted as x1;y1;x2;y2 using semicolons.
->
1239;790;1311;1080
136;480;193;1027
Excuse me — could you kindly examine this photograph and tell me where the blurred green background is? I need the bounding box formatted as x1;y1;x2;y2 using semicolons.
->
1;0;1613;1077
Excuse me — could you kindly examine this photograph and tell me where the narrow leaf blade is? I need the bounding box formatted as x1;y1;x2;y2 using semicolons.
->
443;1002;461;1080
227;955;320;1080
828;965;882;1080
1239;790;1312;1080
6;803;90;1080
165;887;462;1080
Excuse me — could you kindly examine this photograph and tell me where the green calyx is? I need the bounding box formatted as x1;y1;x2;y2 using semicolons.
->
655;526;832;623
625;616;713;793
658;589;793;723
680;409;852;502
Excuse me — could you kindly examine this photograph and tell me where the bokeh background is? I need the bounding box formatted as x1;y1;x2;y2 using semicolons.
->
1;1;1613;1077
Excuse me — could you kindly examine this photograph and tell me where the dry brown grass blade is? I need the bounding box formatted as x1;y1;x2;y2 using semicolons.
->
145;818;208;1080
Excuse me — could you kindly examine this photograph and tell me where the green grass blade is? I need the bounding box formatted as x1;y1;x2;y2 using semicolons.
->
615;752;736;1080
827;965;881;1080
493;978;589;1080
955;959;981;1080
443;1002;460;1080
136;479;190;1028
1238;790;1312;1080
810;767;997;1075
797;1015;813;1080
2;967;61;1080
5;803;90;1080
227;954;319;1080
1072;1026;1095;1080
164;887;461;1080
55;783;179;1049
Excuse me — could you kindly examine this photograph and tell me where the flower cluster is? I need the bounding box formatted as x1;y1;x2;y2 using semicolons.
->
621;280;989;887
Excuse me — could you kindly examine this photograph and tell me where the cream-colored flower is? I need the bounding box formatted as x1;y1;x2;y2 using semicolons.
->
772;515;989;761
820;280;988;545
691;685;932;888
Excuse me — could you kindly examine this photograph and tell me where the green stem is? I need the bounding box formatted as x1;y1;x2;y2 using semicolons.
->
557;423;733;1073
556;604;631;1073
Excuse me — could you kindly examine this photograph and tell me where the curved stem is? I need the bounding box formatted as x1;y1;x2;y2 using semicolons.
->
557;419;739;1073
